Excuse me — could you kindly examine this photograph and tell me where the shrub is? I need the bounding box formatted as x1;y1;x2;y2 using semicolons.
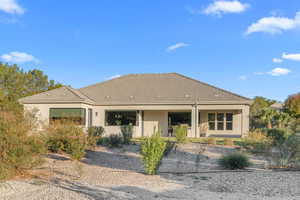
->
207;137;216;145
0;110;46;180
107;134;123;148
223;138;234;146
45;121;86;160
141;131;166;175
121;125;133;144
174;125;188;144
241;130;272;154
271;133;300;168
164;141;175;157
265;128;288;146
218;153;251;170
87;126;105;149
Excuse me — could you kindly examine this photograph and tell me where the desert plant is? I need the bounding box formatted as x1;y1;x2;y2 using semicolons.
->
141;131;166;175
266;128;288;146
163;141;175;157
87;126;105;149
107;134;123;148
241;130;272;154
271;133;300;168
0;110;46;180
45;121;86;160
121;125;133;144
223;138;234;146
218;153;251;170
174;125;188;144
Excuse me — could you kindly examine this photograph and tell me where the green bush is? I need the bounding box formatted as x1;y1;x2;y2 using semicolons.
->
87;126;105;149
218;153;251;170
271;133;300;168
121;125;133;144
241;130;272;154
0;110;46;180
107;134;123;148
266;128;288;146
164;141;175;157
174;125;187;144
45;121;86;160
141;131;166;175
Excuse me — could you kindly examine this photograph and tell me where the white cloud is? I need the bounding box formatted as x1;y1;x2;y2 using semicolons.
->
238;75;247;80
246;11;300;35
268;67;291;76
272;58;283;63
203;0;249;16
282;52;300;61
107;74;121;80
1;51;38;63
254;68;291;76
166;43;189;52
0;0;24;14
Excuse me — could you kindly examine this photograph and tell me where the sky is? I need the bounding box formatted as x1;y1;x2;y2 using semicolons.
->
0;0;299;101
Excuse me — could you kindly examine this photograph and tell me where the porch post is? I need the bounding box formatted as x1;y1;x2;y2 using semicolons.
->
137;110;143;137
195;104;199;138
191;104;199;138
241;105;250;137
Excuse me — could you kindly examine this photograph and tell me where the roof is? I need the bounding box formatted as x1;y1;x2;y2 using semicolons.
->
270;102;284;110
19;86;95;104
20;73;251;105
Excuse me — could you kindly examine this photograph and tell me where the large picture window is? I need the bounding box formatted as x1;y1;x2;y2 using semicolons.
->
168;112;191;127
208;112;233;131
105;111;137;126
49;108;86;125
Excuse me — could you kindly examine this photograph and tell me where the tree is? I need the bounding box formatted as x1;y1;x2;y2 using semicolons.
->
274;111;291;129
250;96;276;129
285;93;300;118
259;107;277;129
0;63;62;111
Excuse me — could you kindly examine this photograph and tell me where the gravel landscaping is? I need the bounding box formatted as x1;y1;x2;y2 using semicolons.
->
1;144;299;200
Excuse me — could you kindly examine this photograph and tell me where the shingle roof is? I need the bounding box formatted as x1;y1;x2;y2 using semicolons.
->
19;86;95;104
79;73;251;105
20;73;251;105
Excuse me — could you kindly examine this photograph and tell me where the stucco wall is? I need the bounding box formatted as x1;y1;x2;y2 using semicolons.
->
23;103;250;137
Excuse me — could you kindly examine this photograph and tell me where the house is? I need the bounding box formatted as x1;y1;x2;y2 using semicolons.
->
19;73;252;137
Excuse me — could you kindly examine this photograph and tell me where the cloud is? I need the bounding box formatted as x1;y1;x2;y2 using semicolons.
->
1;51;38;63
282;52;300;61
107;74;121;80
268;68;291;76
203;0;249;16
246;11;300;35
272;58;283;63
0;0;24;14
238;75;247;80
254;68;291;76
166;43;189;52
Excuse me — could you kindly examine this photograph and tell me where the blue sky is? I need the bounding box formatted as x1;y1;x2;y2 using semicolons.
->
0;0;299;101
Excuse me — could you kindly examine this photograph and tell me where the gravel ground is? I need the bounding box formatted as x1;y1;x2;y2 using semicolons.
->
1;144;299;200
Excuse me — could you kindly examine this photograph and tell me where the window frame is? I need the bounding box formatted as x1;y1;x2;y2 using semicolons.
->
49;108;86;125
105;110;138;126
207;112;234;131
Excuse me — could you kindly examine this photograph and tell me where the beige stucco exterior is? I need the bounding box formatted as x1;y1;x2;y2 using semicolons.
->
24;103;250;138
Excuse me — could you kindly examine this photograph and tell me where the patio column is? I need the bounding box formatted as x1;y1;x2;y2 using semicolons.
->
137;110;143;137
241;106;250;137
191;104;199;138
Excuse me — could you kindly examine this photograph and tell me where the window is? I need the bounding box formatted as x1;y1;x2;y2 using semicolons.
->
49;108;86;125
105;111;137;126
208;112;233;131
226;113;233;130
168;112;191;127
217;113;224;130
208;113;215;130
